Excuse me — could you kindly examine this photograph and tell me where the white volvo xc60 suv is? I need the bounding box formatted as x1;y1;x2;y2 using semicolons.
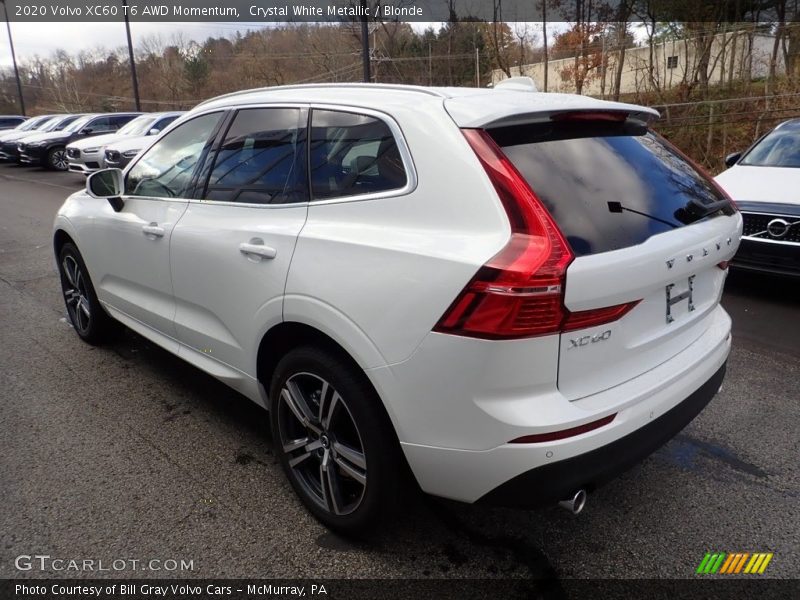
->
53;80;742;533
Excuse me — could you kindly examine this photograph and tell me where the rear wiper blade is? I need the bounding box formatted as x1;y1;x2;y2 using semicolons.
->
607;201;678;228
682;197;730;219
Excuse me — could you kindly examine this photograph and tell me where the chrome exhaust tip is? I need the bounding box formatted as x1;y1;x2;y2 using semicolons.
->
558;489;587;515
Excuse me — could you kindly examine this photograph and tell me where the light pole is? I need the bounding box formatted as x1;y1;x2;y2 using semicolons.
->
1;0;26;115
122;0;141;111
360;0;370;83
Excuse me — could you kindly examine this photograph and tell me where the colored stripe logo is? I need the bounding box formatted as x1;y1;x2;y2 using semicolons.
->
696;552;773;574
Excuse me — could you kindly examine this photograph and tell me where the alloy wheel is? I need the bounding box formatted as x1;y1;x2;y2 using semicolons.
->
277;372;367;516
50;149;68;170
61;255;91;334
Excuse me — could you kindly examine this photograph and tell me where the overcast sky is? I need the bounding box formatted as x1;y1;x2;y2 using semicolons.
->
0;21;457;67
0;22;271;67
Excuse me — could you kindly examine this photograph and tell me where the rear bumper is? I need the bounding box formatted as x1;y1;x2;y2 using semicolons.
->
386;306;731;504
478;362;726;507
732;238;800;277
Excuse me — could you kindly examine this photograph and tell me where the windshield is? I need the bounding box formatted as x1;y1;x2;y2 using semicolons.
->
52;115;81;131
740;124;800;167
42;115;77;132
28;116;58;131
64;115;93;133
16;118;40;131
118;115;156;136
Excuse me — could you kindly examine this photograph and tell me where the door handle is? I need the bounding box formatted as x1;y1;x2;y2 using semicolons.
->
142;223;165;238
239;240;277;260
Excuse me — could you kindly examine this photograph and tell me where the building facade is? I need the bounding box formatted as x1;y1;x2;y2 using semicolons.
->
492;31;782;96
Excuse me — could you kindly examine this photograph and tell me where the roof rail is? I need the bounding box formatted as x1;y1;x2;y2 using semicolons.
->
494;77;539;93
195;82;448;108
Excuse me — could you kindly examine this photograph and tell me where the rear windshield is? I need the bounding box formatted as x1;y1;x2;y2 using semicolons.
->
490;121;733;257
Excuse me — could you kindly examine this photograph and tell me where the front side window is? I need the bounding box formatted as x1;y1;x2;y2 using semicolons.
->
203;108;308;204
85;116;114;133
125;112;222;198
310;109;407;200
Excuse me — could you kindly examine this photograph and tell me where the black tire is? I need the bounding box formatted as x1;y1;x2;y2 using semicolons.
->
269;346;401;535
57;242;120;345
47;146;68;171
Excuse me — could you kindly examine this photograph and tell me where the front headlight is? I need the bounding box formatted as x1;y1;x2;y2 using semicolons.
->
122;149;141;158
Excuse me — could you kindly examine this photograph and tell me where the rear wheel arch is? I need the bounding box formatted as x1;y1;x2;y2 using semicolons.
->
256;322;401;441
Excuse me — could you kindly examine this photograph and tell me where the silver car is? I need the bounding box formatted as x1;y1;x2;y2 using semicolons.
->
66;113;178;175
102;112;184;170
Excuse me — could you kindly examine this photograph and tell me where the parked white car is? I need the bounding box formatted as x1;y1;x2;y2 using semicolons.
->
53;81;742;534
102;112;184;170
66;112;179;175
715;118;800;277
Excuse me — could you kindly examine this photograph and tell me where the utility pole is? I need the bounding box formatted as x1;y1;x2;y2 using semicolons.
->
475;47;480;87
428;43;432;85
360;0;371;83
1;0;25;115
122;0;141;111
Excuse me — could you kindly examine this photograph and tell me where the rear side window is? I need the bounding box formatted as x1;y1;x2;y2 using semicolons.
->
204;108;308;205
491;121;733;256
87;116;114;132
310;109;407;200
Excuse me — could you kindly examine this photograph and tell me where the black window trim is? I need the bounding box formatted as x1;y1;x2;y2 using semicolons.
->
195;106;311;206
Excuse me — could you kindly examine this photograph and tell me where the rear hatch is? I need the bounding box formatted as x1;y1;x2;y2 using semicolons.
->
487;116;742;400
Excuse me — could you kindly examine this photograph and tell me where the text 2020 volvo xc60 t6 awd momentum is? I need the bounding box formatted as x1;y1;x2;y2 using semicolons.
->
53;81;742;533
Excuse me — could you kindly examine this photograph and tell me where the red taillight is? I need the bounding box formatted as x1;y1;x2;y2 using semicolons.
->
435;129;638;340
718;260;731;270
508;413;616;444
562;301;641;332
434;129;574;339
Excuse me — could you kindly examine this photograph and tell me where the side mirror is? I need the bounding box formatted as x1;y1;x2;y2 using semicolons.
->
724;152;742;168
81;127;94;135
86;168;125;212
148;128;160;136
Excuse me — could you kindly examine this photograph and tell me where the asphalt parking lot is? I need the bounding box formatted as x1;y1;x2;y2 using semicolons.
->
0;162;798;581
